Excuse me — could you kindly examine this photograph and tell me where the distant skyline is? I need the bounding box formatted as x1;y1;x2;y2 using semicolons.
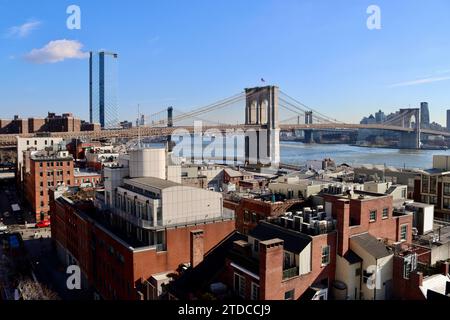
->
1;0;450;124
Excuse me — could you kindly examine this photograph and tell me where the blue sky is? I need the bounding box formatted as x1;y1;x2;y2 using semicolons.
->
1;0;450;124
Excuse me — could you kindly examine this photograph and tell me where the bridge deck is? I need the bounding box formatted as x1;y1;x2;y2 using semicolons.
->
0;123;448;147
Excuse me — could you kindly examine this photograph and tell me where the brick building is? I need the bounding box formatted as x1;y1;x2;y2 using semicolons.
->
393;251;450;300
413;155;450;222
169;210;336;300
0;113;99;134
73;168;102;188
323;190;413;300
224;196;304;235
170;190;415;300
23;149;74;221
66;139;102;160
0;116;28;134
50;185;235;300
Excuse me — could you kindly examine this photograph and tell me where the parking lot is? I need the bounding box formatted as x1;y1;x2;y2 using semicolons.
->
0;181;36;231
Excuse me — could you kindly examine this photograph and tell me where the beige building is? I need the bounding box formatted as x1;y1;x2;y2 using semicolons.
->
334;233;394;300
16;136;63;181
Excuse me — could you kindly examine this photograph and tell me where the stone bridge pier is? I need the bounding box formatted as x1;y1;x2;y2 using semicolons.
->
397;108;421;149
244;86;280;167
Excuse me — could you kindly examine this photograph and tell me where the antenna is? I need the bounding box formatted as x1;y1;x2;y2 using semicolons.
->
138;104;141;149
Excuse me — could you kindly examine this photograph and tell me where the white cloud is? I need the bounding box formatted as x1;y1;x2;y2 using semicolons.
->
7;20;41;38
24;39;89;64
389;76;450;88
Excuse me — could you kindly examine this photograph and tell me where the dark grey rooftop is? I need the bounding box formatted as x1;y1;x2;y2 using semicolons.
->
422;168;449;175
350;233;392;259
249;221;311;254
344;250;363;265
125;177;181;190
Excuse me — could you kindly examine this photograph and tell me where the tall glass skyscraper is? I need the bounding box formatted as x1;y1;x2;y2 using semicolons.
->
89;51;119;129
420;102;430;128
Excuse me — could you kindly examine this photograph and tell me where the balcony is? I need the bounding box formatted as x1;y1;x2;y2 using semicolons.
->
283;266;299;280
110;207;155;229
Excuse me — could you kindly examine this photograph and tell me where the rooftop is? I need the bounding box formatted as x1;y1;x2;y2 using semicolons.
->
249;221;312;254
168;231;247;299
74;169;101;177
331;190;391;201
421;168;450;175
223;168;243;178
56;189;150;250
420;274;450;297
124;177;181;190
350;233;392;259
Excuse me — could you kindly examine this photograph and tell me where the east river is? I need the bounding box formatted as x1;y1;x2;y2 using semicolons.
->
280;142;450;169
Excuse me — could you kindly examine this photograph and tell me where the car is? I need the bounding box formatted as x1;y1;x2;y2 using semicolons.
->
0;224;7;232
3;212;10;218
35;220;51;228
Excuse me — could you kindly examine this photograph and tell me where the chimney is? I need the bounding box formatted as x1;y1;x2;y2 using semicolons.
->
190;230;204;268
411;271;423;287
259;238;284;300
439;261;449;276
336;199;350;256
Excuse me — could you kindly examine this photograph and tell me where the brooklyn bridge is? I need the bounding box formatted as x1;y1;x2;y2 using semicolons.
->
1;86;448;165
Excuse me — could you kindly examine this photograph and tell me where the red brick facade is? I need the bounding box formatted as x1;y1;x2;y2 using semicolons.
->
322;193;413;248
50;196;235;300
24;156;74;221
233;198;303;234
221;231;337;300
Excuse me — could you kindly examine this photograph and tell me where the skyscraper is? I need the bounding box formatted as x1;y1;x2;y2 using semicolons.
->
420;102;430;127
375;109;385;123
89;51;119;129
447;110;450;131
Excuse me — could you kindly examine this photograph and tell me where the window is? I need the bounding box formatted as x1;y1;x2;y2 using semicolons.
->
39;162;43;167
251;283;260;300
444;183;450;196
369;210;377;222
430;196;437;205
243;211;250;222
284;289;295;300
234;273;246;298
382;208;389;219
430;176;437;194
400;225;408;241
67;162;70;166
283;251;295;269
27;140;30;146
253;239;259;253
67;180;71;185
321;246;330;266
444;198;450;209
421;175;429;193
401;189;407;199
